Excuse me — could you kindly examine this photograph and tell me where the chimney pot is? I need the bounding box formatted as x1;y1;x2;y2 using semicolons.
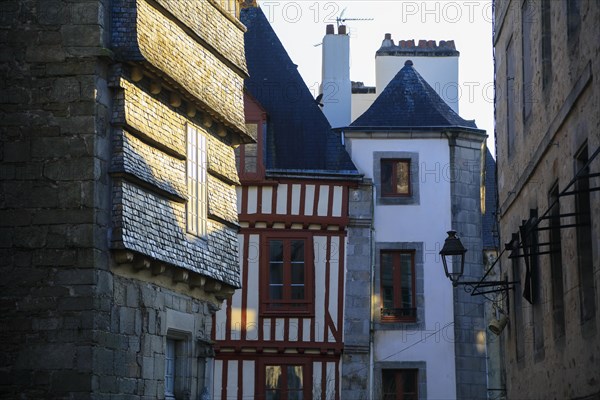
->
338;25;347;35
385;33;392;40
326;24;334;34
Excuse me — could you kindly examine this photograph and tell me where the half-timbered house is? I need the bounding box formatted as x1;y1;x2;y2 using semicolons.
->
212;6;361;400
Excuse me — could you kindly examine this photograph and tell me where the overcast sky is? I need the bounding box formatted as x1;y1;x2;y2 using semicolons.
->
255;0;495;154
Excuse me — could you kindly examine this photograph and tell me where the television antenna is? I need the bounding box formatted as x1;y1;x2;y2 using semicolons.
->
336;7;373;27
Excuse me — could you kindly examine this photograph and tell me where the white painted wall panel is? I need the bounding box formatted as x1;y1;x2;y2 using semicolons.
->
289;318;299;341
247;186;258;214
313;361;322;398
242;360;255;399
246;234;260;341
236;186;242;214
328;236;339;333
263;318;271;341
275;318;285;341
303;318;311;342
332;186;343;217
317;186;329;216
291;184;301;215
276;184;287;214
304;185;315;216
313;236;327;342
213;360;223;400
262;186;273;214
227;360;238;400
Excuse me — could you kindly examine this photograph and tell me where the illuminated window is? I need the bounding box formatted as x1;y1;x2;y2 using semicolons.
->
381;159;411;197
187;125;207;237
264;364;304;400
380;251;416;322
235;122;263;181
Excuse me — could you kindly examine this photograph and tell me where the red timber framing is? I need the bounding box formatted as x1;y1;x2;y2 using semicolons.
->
213;92;355;400
213;177;352;400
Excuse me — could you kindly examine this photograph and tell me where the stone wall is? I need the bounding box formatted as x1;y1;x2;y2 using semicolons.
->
0;0;246;397
341;179;373;400
449;134;488;400
494;0;600;398
0;0;113;396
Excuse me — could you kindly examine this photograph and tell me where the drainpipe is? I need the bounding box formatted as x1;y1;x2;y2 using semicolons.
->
368;180;375;400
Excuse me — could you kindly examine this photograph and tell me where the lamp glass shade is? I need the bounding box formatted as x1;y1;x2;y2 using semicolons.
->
439;230;467;284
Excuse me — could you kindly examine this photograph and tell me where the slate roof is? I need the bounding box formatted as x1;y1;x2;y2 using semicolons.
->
349;60;479;130
482;149;498;250
240;7;358;174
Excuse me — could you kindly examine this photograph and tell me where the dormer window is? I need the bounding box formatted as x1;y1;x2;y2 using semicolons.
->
237;93;267;181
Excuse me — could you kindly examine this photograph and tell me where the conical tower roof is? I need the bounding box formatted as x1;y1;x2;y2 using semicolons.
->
350;60;477;130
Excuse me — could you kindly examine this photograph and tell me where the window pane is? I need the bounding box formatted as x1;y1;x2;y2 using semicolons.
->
400;254;413;309
291;286;304;300
269;240;283;262
270;285;283;301
266;390;280;400
382;370;396;400
403;370;418;393
290;240;304;262
287;366;303;389
381;160;394;195
381;253;394;309
396;161;410;194
291;263;304;284
265;366;282;390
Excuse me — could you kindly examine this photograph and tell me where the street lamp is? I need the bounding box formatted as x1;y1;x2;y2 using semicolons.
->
439;230;467;286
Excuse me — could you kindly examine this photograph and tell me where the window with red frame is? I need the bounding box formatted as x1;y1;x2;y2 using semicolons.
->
257;358;312;400
261;237;313;316
380;251;416;322
382;369;418;400
235;122;264;181
381;159;411;196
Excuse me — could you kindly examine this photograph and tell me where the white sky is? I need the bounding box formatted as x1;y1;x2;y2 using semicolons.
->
256;0;495;155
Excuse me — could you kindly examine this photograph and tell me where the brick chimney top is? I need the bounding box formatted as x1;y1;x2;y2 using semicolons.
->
377;38;459;56
326;24;334;35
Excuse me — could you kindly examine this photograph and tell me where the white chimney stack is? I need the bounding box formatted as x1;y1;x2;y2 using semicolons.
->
321;24;351;128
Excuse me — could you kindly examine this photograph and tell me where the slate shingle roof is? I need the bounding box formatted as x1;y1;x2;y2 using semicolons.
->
350;60;478;130
240;7;358;174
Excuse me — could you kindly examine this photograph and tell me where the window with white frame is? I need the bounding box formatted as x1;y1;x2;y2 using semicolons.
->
187;125;207;237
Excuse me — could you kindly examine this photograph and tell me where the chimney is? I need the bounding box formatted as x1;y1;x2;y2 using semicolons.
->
321;23;351;128
381;33;394;48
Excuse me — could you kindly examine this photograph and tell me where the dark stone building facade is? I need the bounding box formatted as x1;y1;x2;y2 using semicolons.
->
0;0;250;398
494;0;600;398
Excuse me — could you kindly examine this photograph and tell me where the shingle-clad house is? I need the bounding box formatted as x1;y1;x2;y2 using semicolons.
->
0;1;249;398
211;6;364;400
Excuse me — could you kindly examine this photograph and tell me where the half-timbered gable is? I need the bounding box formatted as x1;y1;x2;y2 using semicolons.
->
212;6;360;400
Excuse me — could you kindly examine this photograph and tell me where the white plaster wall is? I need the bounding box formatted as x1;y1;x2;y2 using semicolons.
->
376;55;459;113
321;33;351;128
348;136;457;399
351;92;377;122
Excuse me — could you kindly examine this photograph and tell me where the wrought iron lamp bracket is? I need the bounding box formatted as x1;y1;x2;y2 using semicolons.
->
453;277;519;296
